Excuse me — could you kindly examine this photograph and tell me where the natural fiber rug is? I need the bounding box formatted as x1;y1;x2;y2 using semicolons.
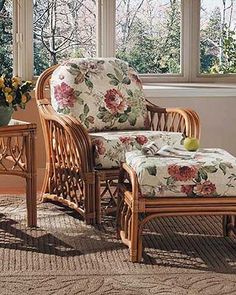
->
0;196;236;295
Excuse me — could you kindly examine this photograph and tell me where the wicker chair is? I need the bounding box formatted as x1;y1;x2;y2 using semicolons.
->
35;58;200;225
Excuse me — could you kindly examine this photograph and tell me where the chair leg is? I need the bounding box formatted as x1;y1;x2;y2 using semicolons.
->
125;208;131;239
116;190;123;239
95;174;102;224
137;232;143;263
40;163;51;202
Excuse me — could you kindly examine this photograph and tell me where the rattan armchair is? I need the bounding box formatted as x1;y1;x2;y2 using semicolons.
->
35;58;200;225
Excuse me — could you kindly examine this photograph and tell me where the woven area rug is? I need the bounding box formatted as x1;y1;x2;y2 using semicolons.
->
0;196;236;295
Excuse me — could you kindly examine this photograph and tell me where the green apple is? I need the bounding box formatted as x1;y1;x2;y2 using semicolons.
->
183;137;199;151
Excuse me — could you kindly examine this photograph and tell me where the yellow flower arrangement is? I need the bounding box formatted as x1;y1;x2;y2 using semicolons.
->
0;75;32;110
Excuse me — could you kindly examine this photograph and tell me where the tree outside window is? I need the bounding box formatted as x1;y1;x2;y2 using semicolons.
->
33;0;96;76
0;0;13;76
116;0;181;74
200;0;236;74
2;0;236;80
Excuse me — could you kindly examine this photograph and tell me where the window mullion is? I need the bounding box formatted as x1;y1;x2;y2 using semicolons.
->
182;0;199;82
13;0;33;80
99;0;116;57
190;0;200;82
96;0;102;57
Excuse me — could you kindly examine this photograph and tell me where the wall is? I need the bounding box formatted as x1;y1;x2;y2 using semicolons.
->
1;90;236;192
149;96;236;156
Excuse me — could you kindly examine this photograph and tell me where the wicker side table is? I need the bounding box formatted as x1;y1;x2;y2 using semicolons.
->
0;120;37;227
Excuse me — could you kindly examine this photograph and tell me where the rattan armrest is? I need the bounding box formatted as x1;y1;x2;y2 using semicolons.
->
146;100;200;138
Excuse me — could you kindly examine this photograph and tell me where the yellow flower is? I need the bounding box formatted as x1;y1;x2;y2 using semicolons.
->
5;87;12;93
12;76;21;83
6;94;13;103
12;76;21;88
21;94;27;103
12;82;19;88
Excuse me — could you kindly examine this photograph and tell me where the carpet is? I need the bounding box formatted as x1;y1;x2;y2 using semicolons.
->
0;195;236;294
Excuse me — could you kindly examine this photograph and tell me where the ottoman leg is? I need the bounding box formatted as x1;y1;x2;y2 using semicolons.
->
130;211;139;262
223;215;236;237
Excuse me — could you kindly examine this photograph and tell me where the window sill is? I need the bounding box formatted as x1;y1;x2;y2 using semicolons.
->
143;83;236;98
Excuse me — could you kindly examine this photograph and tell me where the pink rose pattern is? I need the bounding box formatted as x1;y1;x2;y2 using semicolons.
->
119;136;132;145
66;60;105;85
93;139;106;156
193;181;216;196
180;181;217;197
166;164;221;197
53;59;148;131
118;135;148;147
135;135;148;145
104;89;128;114
54;82;76;108
137;153;236;197
168;165;198;181
181;185;195;195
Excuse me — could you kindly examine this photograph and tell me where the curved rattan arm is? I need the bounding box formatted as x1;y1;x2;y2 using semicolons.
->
35;66;94;173
35;66;98;224
145;99;200;139
60;114;94;171
37;103;96;200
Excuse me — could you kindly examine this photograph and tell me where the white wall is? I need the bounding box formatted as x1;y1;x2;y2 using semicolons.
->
148;96;236;156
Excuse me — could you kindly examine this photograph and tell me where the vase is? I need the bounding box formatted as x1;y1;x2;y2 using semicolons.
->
0;106;13;127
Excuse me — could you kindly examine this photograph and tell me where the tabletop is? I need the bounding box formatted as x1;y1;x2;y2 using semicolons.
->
0;119;37;134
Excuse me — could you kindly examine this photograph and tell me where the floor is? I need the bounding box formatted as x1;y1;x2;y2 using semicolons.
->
0;195;236;294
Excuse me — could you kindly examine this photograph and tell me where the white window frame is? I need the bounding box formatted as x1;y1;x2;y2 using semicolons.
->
13;0;33;80
11;0;236;83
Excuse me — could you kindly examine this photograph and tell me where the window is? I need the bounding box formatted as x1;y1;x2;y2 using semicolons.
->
116;0;181;75
33;0;96;76
4;0;236;82
200;0;236;75
0;0;13;76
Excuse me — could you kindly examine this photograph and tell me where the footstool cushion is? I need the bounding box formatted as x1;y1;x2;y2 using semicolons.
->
125;148;236;197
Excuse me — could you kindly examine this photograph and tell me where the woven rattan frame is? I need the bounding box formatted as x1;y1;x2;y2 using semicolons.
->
117;163;236;262
0;121;37;227
35;64;200;225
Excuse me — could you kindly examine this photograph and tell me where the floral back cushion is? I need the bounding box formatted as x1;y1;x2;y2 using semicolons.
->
50;58;149;132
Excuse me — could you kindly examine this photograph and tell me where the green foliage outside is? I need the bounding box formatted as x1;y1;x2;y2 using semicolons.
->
200;5;236;74
0;0;13;76
1;0;236;77
220;27;236;74
116;0;181;74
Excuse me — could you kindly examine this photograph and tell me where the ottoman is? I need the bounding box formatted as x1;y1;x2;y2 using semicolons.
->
117;148;236;262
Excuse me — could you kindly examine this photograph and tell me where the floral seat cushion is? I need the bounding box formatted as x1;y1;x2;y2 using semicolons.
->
50;58;149;132
125;149;236;197
91;130;183;169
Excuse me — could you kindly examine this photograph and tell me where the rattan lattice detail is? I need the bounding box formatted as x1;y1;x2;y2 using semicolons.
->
0;136;27;172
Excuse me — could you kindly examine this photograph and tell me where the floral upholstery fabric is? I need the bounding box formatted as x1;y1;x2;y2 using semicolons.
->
90;130;183;169
50;58;149;132
125;148;236;197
